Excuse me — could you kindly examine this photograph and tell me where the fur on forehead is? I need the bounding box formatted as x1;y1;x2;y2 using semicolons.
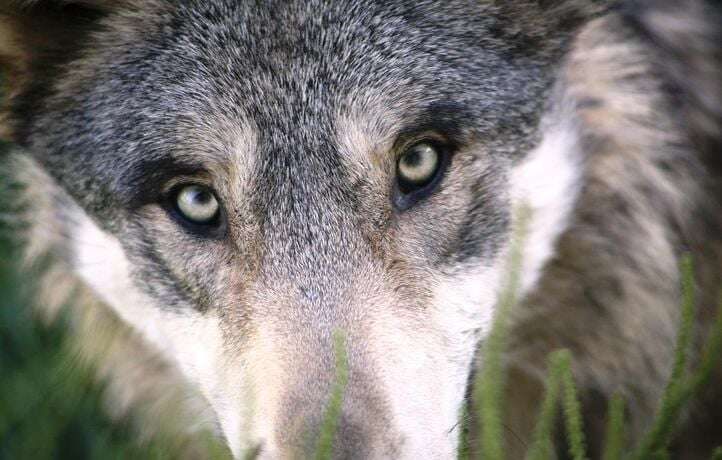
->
0;0;611;142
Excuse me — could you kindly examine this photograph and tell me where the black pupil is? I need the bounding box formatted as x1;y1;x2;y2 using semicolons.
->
194;189;212;205
403;148;424;168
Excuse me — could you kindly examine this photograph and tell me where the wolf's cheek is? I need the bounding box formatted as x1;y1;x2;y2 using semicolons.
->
369;267;503;458
510;93;584;294
72;208;231;412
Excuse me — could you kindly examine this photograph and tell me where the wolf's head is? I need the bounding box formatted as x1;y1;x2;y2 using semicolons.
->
0;0;600;457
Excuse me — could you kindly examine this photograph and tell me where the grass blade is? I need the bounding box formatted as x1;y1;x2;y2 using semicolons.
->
526;350;566;460
314;330;349;460
457;400;471;460
631;255;697;459
559;351;587;460
473;205;530;460
602;394;625;460
679;294;722;403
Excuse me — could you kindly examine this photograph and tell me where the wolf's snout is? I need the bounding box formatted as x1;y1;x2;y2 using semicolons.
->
248;326;459;460
265;342;399;459
273;400;375;459
233;265;460;459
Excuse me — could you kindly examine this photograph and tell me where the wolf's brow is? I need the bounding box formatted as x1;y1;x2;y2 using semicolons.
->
394;101;473;147
124;156;216;208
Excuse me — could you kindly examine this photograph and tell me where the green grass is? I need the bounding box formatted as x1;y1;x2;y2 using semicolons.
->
467;235;722;460
713;447;722;460
314;331;349;460
0;185;126;457
0;150;205;459
601;394;625;460
0;160;238;459
473;205;528;460
526;350;570;460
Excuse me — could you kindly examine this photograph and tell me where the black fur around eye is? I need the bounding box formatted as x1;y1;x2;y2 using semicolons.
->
394;141;449;209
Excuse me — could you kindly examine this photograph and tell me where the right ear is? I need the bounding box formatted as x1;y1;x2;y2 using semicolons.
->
489;0;614;43
0;0;136;141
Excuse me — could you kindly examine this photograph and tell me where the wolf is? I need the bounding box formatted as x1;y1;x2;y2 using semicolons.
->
0;0;721;458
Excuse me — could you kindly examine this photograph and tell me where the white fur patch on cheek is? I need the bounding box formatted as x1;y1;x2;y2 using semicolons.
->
72;213;234;431
431;267;501;435
432;268;499;366
511;103;583;295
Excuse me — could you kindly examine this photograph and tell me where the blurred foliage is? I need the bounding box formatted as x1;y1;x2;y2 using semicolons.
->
0;145;200;459
468;242;722;460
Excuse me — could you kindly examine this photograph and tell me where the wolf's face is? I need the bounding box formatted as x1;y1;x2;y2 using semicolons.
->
1;0;588;457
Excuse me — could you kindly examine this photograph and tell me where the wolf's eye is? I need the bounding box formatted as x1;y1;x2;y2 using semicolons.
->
175;185;220;225
398;142;439;189
395;141;447;209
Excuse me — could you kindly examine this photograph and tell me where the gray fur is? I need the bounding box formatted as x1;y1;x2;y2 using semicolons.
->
1;0;720;458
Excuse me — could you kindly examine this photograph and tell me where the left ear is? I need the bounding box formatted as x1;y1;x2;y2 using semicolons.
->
0;0;139;140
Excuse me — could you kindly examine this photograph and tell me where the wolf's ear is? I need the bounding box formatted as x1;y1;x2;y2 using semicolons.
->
0;0;134;140
491;0;615;54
